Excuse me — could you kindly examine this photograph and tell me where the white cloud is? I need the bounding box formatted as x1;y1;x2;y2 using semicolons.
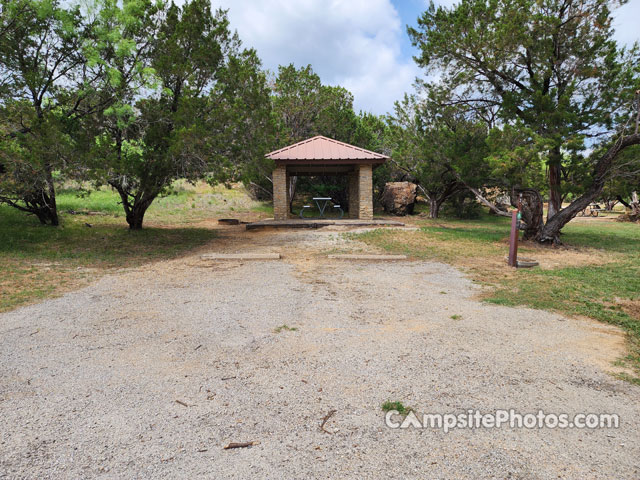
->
612;0;640;47
209;0;638;117
214;0;420;115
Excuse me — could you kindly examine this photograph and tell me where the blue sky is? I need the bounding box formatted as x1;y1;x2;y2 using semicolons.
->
391;0;429;59
213;0;640;116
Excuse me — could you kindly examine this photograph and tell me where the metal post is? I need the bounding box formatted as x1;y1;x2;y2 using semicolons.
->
508;210;519;267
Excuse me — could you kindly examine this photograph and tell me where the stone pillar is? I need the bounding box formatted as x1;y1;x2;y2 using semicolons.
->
358;164;373;220
273;165;289;220
348;171;360;218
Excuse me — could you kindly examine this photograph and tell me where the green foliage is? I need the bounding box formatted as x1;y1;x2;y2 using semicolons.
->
0;0;273;230
83;0;272;229
0;0;95;225
601;146;640;207
385;93;489;217
442;190;483;219
381;401;412;415
271;64;359;146
409;0;640;234
410;0;633;141
484;123;547;191
354;112;394;201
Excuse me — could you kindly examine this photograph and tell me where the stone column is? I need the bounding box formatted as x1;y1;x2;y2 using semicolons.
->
273;165;289;220
358;164;373;220
348;171;360;218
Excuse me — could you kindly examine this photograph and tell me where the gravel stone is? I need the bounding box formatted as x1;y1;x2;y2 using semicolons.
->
1;227;638;479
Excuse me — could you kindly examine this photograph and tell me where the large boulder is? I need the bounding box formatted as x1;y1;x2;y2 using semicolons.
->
381;182;417;216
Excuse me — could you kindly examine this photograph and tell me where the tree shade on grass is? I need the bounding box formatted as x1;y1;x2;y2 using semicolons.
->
0;188;219;312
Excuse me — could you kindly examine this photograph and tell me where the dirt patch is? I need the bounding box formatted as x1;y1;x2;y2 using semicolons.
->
614;298;640;320
0;260;96;313
569;316;634;376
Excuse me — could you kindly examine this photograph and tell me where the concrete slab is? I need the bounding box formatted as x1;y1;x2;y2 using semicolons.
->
201;253;281;260
246;218;405;230
327;254;408;260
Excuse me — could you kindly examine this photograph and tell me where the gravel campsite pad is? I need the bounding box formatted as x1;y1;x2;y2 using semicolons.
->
1;226;639;479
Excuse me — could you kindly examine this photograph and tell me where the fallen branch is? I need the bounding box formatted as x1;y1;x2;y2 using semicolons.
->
224;441;258;449
320;409;337;434
466;185;511;217
175;400;190;407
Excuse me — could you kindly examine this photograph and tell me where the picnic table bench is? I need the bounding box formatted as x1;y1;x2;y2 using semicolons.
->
300;197;344;219
580;203;604;217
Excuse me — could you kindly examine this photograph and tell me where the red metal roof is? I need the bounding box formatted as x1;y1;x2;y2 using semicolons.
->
265;136;388;163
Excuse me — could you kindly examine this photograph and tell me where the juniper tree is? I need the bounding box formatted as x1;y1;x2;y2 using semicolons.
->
409;0;640;242
0;0;102;225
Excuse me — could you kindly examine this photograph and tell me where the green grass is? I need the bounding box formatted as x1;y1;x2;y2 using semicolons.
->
0;187;225;312
382;401;412;415
58;188;124;215
0;183;274;312
450;314;462;320
251;202;274;214
273;324;298;333
1;195;215;265
353;212;640;382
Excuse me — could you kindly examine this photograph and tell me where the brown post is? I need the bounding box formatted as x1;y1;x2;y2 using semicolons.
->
348;170;360;218
508;211;519;267
358;164;373;220
273;165;289;220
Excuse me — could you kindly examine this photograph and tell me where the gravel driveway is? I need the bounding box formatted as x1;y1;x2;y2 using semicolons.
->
1;226;639;479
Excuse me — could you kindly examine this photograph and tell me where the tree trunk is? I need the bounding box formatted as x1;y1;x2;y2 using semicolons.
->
126;206;145;230
21;163;59;225
125;196;156;230
429;198;441;218
33;202;59;225
511;188;544;240
43;165;58;226
617;195;632;209
110;182;157;230
423;181;464;219
631;191;639;216
464;185;511;217
539;133;640;242
14;177;59;226
546;148;563;221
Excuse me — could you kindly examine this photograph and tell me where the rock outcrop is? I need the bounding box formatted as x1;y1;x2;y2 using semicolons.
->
380;182;417;216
